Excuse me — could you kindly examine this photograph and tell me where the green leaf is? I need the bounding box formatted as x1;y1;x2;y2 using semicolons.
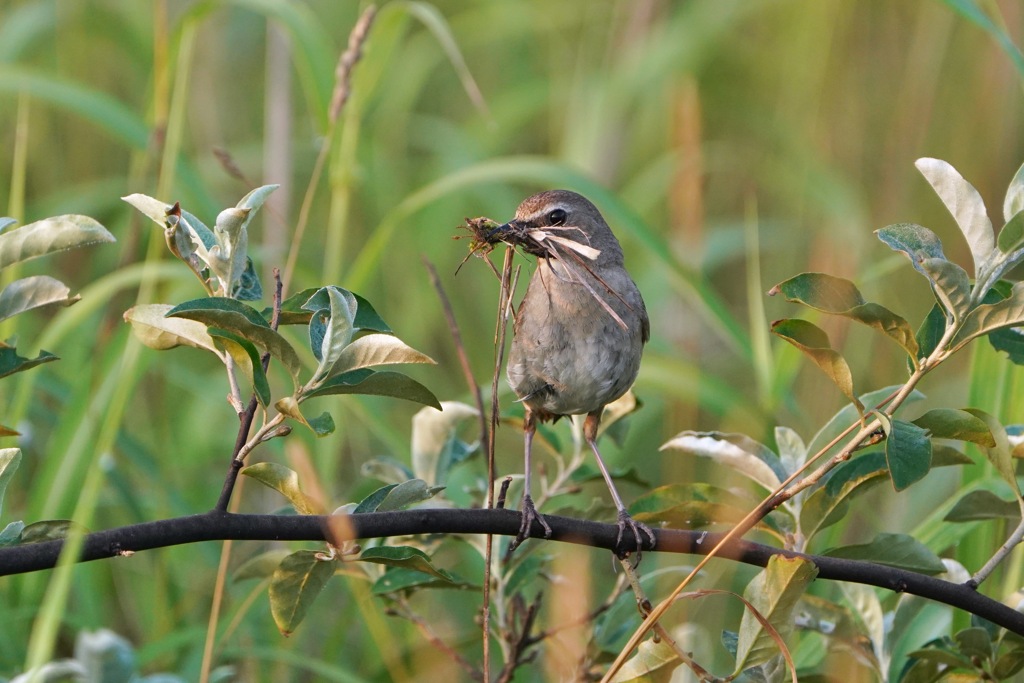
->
20;519;80;544
410;401;478;486
734;555;818;673
770;272;918;359
357;546;455;582
876;224;971;326
807;385;924;458
167;297;302;383
964;408;1019;496
822;533;946;574
240;462;324;514
915;304;946;367
800;452;889;541
994;647;1024;679
610;638;681;683
209;327;271;407
1005;160;1024;223
269;550;337;636
123;303;217;352
0;448;22;516
275;397;335;437
371;566;474;595
660;431;785;491
944;490;1020;522
233;549;293;582
353;484;398;514
309;286;357;382
876;223;948;265
989;325;1024;365
915;157;995;277
954;626;993;661
270;287;392;332
328;333;436;375
374;479;445;512
839;582;885;661
998;210;1024;254
0;343;58;379
233;257;263;301
770;319;863;413
0;521;25;546
919;258;972;322
0;214;115;270
953;281;1024;353
878;415;932;491
235;184;279;225
0;275;79;323
912;408;995;447
122;193;172;227
774;426;807;477
305;369;441;410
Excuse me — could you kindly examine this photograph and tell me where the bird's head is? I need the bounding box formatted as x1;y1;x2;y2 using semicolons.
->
495;190;624;264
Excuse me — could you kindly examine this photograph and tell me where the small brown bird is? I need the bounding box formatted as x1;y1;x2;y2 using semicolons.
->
497;190;654;556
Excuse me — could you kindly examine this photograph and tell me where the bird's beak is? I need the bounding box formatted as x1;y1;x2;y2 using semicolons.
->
486;219;519;241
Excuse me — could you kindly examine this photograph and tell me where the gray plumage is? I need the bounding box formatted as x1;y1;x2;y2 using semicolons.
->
501;190;655;556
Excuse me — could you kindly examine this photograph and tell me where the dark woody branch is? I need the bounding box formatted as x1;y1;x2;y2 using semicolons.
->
1;508;1020;635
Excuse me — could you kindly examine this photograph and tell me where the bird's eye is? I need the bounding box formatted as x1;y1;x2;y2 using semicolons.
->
548;208;567;225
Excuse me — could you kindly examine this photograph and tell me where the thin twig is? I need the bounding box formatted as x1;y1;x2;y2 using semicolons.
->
603;337;956;680
391;597;484;682
484;247;517;681
213;270;283;512
970;497;1024;587
495;594;543;683
617;558;719;682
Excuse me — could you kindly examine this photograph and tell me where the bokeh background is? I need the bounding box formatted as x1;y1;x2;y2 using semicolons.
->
2;0;1023;680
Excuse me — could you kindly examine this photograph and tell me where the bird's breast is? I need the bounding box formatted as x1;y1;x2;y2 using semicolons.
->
506;260;646;418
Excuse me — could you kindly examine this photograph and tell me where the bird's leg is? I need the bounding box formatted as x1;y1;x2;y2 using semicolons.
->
584;411;656;562
509;409;552;551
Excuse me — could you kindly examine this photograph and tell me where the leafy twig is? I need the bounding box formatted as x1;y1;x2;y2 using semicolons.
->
213;270;283;512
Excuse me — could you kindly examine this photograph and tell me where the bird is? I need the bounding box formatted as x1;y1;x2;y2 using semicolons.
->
496;190;655;558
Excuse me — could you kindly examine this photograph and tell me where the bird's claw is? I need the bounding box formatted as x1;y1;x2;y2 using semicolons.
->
615;510;656;566
509;494;552;552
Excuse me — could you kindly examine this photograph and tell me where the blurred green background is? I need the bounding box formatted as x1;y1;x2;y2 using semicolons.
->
2;0;1024;680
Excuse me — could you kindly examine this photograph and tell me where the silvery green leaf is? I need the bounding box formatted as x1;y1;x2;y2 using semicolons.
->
918;258;971;322
661;431;784;491
951;281;1024;352
316;287;358;383
0;448;22;517
235;184;279;229
328;333;435;376
0;275;79;323
411;402;478;485
1004;160;1024;222
774;426;806;476
122;193;172;226
915;158;994;278
0;215;115;270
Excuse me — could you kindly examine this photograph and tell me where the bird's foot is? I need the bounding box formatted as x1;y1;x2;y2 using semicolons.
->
508;494;552;552
615;510;657;565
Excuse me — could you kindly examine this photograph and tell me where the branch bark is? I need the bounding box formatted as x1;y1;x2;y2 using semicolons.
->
1;509;1021;634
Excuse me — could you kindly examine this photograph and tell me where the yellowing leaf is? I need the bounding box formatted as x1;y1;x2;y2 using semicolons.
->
771;319;863;413
124;304;217;352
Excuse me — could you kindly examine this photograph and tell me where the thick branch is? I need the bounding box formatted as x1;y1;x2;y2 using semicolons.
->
1;509;1021;635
